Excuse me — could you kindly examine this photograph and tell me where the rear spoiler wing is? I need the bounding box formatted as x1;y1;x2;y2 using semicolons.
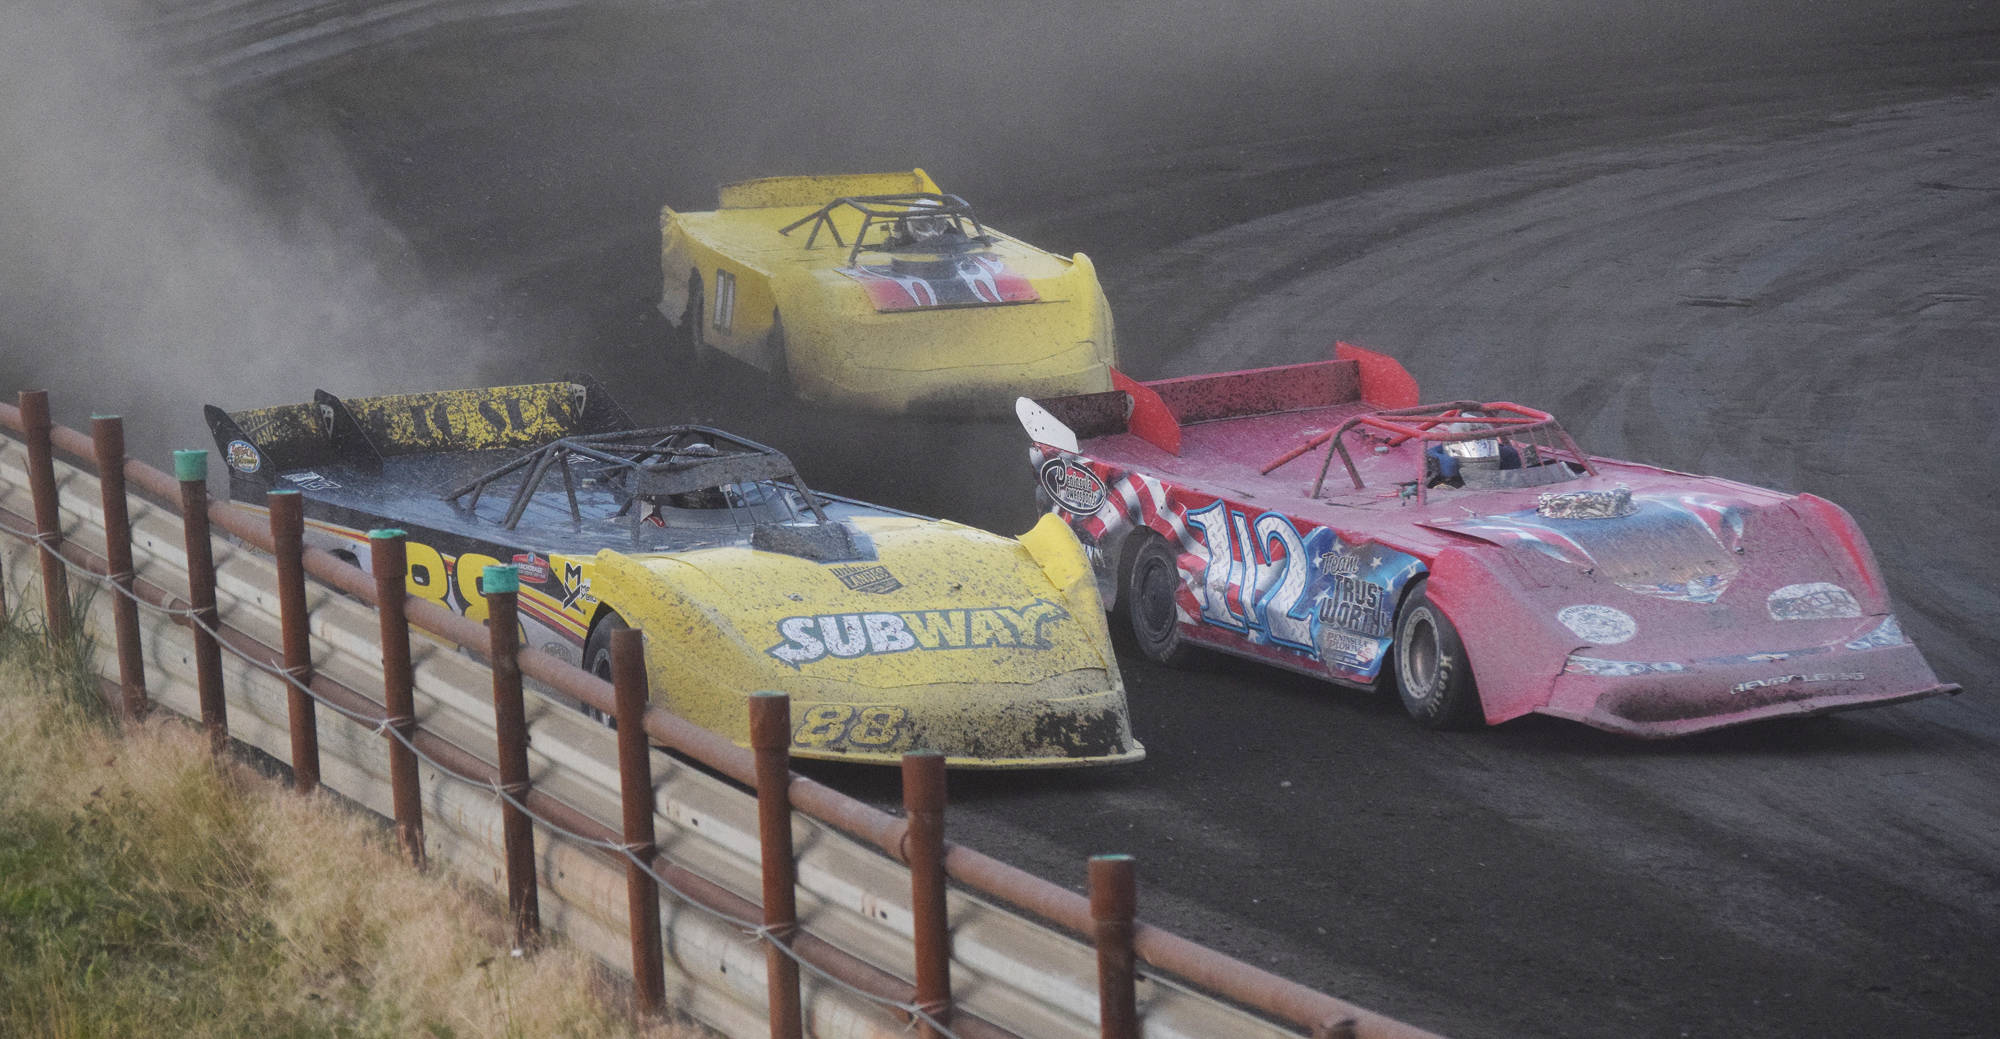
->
716;168;942;209
1022;342;1419;455
204;373;633;496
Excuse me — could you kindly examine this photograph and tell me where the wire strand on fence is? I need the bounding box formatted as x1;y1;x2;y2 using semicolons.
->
0;517;968;1039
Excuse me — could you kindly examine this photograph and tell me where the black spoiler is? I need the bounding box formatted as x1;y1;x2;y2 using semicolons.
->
204;373;632;495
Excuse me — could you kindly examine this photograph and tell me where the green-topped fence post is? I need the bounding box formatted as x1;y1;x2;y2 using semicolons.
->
484;564;539;949
176;450;228;756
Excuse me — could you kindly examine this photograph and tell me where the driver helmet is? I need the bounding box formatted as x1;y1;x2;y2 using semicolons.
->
897;200;959;245
1442;410;1502;461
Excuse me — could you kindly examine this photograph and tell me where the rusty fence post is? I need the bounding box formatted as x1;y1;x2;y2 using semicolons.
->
92;416;147;720
175;450;228;756
484;564;540;950
612;627;666;1016
369;529;425;869
1091;854;1139;1039
750;692;804;1039
268;489;320;792
18;390;71;644
902;750;952;1039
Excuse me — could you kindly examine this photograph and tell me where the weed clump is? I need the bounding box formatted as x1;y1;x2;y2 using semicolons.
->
0;598;706;1039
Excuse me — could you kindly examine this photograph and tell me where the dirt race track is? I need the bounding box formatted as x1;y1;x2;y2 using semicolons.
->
4;2;1999;1037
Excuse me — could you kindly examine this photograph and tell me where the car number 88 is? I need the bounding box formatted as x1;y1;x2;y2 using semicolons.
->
793;704;912;750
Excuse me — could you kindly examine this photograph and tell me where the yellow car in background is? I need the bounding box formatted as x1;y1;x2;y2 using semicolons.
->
659;169;1117;413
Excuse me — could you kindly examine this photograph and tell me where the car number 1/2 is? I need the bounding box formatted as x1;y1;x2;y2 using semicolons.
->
1184;502;1320;652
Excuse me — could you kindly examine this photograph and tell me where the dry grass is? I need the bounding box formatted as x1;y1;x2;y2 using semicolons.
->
0;606;711;1039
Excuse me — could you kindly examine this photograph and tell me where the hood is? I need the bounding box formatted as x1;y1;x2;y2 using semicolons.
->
1424;487;1881;658
594;515;1113;690
589;514;1135;766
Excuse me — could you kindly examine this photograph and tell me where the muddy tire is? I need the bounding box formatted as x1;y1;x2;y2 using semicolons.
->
1118;532;1198;667
1392;581;1482;728
766;310;794;398
580;611;631;727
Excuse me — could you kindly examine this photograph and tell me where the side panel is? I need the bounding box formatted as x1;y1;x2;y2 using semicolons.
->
287;506;597;668
1031;445;1426;685
662;229;781;371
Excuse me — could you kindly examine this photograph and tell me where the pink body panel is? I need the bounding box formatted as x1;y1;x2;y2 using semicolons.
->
1030;345;1956;736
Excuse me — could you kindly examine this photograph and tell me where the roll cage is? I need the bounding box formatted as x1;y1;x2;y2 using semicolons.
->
1269;401;1597;507
777;192;995;266
441;425;829;535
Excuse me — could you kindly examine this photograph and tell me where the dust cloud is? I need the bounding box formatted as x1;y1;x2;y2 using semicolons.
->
0;5;494;465
0;0;1964;471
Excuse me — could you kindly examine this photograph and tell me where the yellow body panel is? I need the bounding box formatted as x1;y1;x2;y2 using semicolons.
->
590;515;1139;767
660;170;1117;413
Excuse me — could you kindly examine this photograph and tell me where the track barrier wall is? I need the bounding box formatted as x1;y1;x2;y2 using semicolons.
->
0;394;1444;1039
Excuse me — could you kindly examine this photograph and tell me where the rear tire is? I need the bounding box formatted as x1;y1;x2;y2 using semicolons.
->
1118;533;1197;667
1392;581;1482;729
680;275;714;372
766;310;794;398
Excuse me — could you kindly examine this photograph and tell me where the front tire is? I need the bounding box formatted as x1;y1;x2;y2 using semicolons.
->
1393;581;1482;729
1117;533;1197;667
580;611;632;727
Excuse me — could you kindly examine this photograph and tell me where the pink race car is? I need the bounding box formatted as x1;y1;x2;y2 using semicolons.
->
1017;343;1957;737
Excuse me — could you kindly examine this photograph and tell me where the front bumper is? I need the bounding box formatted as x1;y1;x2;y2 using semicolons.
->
1537;637;1957;738
778;673;1143;768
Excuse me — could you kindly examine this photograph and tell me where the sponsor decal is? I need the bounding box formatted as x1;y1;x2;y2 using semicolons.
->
279;470;340;491
767;599;1069;669
511;554;552;585
1767;582;1862;621
1563;656;1687;677
1039;457;1108;514
1558;604;1638;645
1315;573;1392;639
1537;485;1637;519
558;562;589;610
1845;616;1906;651
831;563;902;595
1732;672;1865;695
1314;627;1382;668
1317;550;1361;577
226;439;261;473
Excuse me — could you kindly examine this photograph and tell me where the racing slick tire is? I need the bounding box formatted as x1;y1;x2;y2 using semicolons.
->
766;311;795;399
1392;580;1482;729
580;611;632;727
1117;532;1198;667
680;274;716;372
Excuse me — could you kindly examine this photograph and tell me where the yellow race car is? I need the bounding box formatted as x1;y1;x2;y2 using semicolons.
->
204;376;1140;768
659;169;1117;412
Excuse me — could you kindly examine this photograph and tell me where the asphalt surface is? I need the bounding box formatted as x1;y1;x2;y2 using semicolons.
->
7;3;2000;1037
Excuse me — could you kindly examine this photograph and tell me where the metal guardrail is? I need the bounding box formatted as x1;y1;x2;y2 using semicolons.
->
0;391;1445;1039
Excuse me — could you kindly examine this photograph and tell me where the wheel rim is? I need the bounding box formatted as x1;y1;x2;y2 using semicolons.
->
1403;610;1440;701
1136;556;1179;644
